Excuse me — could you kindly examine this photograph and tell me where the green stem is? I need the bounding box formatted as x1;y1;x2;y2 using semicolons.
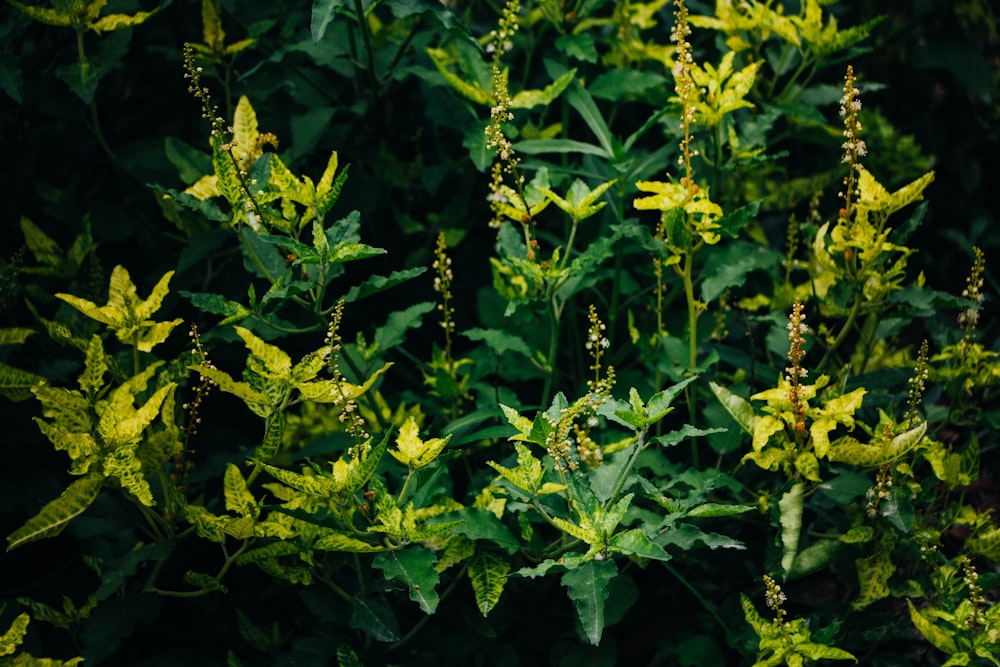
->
353;0;379;93
663;561;734;639
558;217;580;271
75;27;117;164
604;429;647;508
817;291;862;374
397;468;417;505
541;293;561;407
681;251;698;370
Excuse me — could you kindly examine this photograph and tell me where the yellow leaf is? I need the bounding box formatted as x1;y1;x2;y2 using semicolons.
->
232;96;259;162
8;1;73;27
184;174;220;200
89;10;156;33
202;0;225;53
752;414;784;452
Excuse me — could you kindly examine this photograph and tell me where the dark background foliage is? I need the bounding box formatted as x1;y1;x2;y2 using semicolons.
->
0;0;997;665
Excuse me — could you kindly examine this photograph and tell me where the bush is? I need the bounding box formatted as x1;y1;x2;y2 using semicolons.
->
1;0;998;665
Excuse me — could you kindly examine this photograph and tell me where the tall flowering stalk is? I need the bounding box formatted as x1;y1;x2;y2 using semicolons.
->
670;0;697;194
432;232;456;367
485;0;534;257
838;65;867;228
785;299;809;443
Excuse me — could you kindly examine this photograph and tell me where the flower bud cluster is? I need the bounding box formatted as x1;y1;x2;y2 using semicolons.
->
585;304;610;386
958;246;985;333
670;0;696;186
785;300;809;425
325;300;369;450
905;339;930;426
838;66;866;222
763;575;787;624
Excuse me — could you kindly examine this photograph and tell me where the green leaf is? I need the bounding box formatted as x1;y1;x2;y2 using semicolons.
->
686;503;755;518
258;461;340;498
0;613;29;656
344;430;391;494
236;326;292;379
700;240;780;302
853;547;894;609
373;547;441;614
469;552;510;616
373;302;435;352
514;138;610;158
646;374;700;422
78;335;107;397
94;541;172;601
653;424;726;448
342;268;426;303
0;362;45;402
609;529;671;562
390;417;451;469
565;84;615;157
192;364;270;407
907;599;959;654
562;559;618;646
184;571;227;593
0;51;23;104
789;539;840;579
20;216;63;267
224;464;256;516
443;508;519;552
462;328;533;358
311;0;347;43
7;473;104;550
709;381;756;435
510;69;576;109
589;70;667;100
89;10;157;33
8;1;72;26
349;594;400;642
779;482;804;578
313;530;385;552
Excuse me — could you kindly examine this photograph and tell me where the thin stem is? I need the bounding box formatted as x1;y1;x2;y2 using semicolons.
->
682;251;698;369
558;217;580;271
397;468;417;505
662;560;734;640
604;429;647;508
541;293;560;406
817;291;862;374
75;27;117;164
353;0;379;94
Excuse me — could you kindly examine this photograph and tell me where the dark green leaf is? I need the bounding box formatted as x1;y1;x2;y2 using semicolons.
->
349;594;400;642
0;52;23;103
342;267;427;303
556;33;597;63
609;529;671;561
95;542;173;600
716;200;761;239
779;483;804;578
562;559;617;646
700;241;782;302
373;546;441;614
373;302;435;352
311;0;348;43
462;328;533;358
80;596;160;665
589;70;668;100
441;508;520;552
653;425;727;448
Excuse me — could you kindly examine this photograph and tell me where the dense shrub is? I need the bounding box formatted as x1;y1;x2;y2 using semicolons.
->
0;1;997;665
